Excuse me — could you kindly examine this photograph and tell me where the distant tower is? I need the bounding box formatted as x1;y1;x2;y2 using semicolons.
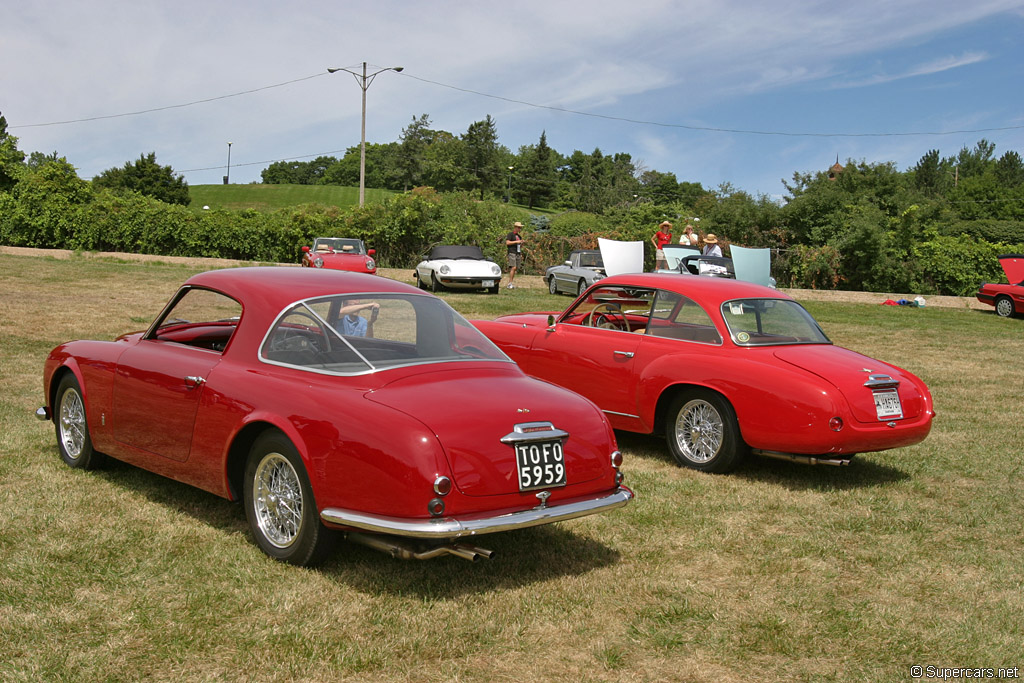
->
828;155;844;181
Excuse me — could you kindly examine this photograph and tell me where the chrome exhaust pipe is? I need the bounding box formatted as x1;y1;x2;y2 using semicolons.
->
754;450;852;467
346;532;495;562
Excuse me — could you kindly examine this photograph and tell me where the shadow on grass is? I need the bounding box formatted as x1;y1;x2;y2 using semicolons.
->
614;431;909;490
91;454;622;597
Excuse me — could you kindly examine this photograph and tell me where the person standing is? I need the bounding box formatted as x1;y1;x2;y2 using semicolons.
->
652;221;673;270
680;223;699;247
702;234;723;258
505;221;524;289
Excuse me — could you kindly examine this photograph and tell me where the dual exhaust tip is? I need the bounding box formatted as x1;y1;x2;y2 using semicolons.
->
347;532;495;562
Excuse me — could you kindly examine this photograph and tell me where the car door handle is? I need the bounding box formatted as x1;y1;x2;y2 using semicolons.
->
613;351;635;358
184;376;206;387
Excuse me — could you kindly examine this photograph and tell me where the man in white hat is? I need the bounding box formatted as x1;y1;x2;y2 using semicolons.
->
505;221;524;289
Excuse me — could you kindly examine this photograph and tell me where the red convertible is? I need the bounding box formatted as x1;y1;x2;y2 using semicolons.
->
473;274;934;473
36;268;631;565
976;254;1024;318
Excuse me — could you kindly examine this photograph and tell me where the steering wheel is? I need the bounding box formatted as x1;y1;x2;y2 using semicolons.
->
270;310;332;353
584;302;626;330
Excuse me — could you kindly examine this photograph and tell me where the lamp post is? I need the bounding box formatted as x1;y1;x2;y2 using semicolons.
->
506;166;514;203
225;142;232;184
327;62;404;206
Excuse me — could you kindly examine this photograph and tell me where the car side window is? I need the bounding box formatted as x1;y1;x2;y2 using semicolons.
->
151;288;242;353
561;286;655;332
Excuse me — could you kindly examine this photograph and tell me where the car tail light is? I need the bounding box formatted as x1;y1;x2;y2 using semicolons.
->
433;476;452;496
829;417;844;432
610;451;623;468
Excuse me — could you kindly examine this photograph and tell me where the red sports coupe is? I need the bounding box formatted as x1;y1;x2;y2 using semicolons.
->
301;237;377;274
36;268;631;565
473;273;934;473
976;254;1024;318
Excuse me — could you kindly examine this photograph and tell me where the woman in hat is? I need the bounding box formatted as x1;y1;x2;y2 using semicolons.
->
651;221;673;270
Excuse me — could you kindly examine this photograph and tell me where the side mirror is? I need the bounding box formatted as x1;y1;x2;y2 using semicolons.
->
301;246;311;253
368;248;376;256
546;314;556;328
563;260;571;266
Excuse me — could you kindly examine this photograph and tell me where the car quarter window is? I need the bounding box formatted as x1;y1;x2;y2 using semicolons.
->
152;288;242;352
262;293;507;373
646;290;723;344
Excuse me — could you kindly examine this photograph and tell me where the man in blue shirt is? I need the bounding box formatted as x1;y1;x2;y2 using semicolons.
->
337;301;379;337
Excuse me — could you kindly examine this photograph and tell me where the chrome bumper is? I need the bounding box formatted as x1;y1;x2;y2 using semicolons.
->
320;486;633;539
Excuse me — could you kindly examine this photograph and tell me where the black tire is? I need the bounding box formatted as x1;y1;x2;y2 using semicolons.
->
577;280;587;297
415;272;426;290
54;374;105;470
665;390;747;473
489;284;500;294
548;277;558;295
995;295;1015;318
430;272;442;292
243;431;335;566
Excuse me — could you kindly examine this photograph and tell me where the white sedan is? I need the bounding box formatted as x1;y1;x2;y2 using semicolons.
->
415;245;502;294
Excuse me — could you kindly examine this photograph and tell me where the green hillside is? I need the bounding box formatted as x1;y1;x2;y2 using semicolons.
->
190;184;396;211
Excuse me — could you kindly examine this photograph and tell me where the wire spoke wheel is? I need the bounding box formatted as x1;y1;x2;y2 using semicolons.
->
674;399;724;463
58;386;87;460
252;452;304;549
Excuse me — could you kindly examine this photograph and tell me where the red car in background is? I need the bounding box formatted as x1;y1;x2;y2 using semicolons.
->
976;254;1024;318
301;237;377;274
473;273;934;473
36;268;631;565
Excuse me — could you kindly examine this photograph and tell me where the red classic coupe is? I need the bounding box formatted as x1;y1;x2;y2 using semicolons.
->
36;267;631;565
301;237;377;274
976;254;1024;318
473;273;934;473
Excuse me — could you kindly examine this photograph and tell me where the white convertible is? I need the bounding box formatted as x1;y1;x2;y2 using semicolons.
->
415;245;502;294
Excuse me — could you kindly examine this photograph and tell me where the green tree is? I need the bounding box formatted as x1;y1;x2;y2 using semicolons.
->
513;131;558;208
398;114;432;190
93;152;190;206
0;112;26;192
462;115;502;199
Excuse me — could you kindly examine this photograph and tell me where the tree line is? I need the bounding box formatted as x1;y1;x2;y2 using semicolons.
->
2;110;1022;296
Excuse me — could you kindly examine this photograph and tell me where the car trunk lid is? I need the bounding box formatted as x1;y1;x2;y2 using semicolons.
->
771;345;926;424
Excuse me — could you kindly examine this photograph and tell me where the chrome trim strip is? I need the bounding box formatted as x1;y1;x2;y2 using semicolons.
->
864;374;900;389
602;410;640;419
320;487;633;539
500;421;569;444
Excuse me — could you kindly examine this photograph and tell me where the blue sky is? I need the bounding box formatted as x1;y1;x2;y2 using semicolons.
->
3;0;1023;201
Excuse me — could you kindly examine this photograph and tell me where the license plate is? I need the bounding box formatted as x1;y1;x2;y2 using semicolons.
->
873;389;903;420
515;440;566;491
482;280;494;287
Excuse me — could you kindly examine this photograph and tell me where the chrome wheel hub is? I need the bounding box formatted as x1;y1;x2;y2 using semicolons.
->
253;453;303;548
675;400;723;463
58;387;86;460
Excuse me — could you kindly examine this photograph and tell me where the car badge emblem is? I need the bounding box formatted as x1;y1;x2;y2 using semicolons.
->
517;408;530;413
535;491;551;508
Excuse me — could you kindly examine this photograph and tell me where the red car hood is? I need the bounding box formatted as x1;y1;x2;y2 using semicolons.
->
771;345;928;424
999;254;1024;285
364;364;610;496
319;252;374;272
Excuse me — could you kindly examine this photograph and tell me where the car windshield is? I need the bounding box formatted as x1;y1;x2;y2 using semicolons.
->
261;292;510;374
429;245;485;260
721;299;831;346
314;238;365;254
577;252;603;268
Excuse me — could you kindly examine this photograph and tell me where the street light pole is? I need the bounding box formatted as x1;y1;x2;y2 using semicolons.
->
327;62;404;206
225;142;232;184
506;166;514;203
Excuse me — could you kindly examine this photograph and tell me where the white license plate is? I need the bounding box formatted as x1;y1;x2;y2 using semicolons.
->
482;280;494;287
515;440;566;491
873;389;903;420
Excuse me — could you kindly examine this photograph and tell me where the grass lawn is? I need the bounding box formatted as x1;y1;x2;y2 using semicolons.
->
1;254;1021;682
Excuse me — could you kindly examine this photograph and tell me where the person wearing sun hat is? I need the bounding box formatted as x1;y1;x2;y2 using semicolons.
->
702;233;722;258
505;221;525;289
651;220;673;269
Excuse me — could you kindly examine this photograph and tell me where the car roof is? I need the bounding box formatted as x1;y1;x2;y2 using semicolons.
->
184;267;414;310
600;272;790;301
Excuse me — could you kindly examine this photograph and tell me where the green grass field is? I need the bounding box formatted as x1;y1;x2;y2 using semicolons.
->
1;253;1022;682
189;183;397;211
